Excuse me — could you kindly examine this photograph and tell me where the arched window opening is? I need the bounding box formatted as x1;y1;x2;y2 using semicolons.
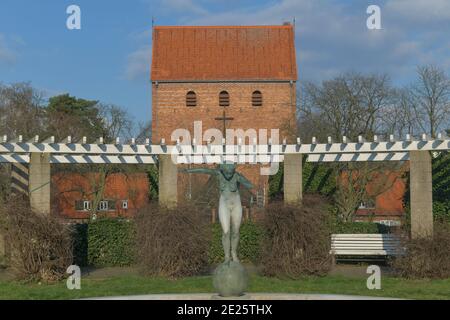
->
252;90;262;107
219;91;230;107
186;91;197;107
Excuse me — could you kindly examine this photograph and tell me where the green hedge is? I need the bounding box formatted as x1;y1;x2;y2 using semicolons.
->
71;223;88;267
71;218;390;268
87;219;136;267
72;219;264;267
209;222;263;264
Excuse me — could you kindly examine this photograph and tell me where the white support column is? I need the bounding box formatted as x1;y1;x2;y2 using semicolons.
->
158;155;178;208
29;153;51;215
283;154;303;204
410;151;433;238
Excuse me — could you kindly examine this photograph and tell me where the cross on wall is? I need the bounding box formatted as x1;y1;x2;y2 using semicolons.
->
214;110;234;135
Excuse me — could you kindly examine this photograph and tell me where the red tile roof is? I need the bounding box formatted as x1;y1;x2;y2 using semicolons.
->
151;25;297;81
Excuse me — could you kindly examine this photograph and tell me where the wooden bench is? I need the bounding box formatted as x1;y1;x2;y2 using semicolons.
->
330;234;403;262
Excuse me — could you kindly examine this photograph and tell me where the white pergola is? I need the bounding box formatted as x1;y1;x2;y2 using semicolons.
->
1;133;448;164
1;132;449;239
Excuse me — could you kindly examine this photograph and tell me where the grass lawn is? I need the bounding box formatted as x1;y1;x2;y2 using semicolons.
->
0;274;449;300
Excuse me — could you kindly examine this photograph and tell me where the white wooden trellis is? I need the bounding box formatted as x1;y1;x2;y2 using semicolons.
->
0;133;449;164
1;132;446;239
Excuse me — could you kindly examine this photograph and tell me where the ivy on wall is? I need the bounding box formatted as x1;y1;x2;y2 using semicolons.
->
269;157;336;200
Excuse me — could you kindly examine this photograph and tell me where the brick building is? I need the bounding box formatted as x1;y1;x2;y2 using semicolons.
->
50;24;406;222
52;172;149;221
151;25;298;203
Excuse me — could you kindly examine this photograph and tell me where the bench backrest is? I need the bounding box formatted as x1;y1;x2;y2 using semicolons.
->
331;234;403;256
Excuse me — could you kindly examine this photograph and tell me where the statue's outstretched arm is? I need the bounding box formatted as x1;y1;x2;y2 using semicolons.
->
237;173;254;189
180;168;217;175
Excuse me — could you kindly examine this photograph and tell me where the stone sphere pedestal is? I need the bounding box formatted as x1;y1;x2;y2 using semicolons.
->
212;261;249;297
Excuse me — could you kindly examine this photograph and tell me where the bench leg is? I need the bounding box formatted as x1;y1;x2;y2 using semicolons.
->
331;254;336;266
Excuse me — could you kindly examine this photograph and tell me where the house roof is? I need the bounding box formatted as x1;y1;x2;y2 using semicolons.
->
151;25;297;81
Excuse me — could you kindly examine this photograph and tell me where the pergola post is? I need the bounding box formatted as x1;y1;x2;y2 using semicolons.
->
283;154;303;204
29;153;51;215
158;154;178;208
409;151;433;238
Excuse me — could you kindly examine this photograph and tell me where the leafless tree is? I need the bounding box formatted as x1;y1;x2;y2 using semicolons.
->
299;72;394;142
334;162;407;222
136;121;152;143
0;82;46;139
55;101;135;216
298;72;407;221
99;104;133;142
410;65;450;138
381;88;418;138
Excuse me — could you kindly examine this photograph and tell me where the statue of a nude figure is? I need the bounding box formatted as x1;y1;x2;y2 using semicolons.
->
181;163;254;263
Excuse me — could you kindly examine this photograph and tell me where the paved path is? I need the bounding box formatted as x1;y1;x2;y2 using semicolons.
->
85;293;400;300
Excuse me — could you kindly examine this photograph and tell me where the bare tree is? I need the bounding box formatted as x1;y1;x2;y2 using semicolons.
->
99;104;133;142
334;162;407;222
299;73;394;141
381;88;418;138
410;65;450;138
51;103;136;219
298;72;408;221
0;82;46;139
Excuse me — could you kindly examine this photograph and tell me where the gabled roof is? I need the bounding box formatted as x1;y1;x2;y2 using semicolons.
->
151;25;297;81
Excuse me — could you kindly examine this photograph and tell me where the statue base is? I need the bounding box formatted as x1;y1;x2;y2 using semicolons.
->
211;293;251;300
212;261;249;297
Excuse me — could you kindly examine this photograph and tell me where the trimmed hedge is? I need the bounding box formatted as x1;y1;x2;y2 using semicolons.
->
87;219;136;267
72;219;264;267
71;217;391;268
71;223;88;267
209;222;263;264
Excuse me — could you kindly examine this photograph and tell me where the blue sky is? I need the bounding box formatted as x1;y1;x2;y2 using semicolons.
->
1;0;449;127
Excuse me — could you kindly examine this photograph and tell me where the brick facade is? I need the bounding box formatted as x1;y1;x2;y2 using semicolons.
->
152;81;297;203
52;172;149;220
151;25;298;203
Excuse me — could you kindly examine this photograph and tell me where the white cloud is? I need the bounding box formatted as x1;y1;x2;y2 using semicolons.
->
125;44;152;81
386;0;450;22
133;0;449;84
0;34;16;64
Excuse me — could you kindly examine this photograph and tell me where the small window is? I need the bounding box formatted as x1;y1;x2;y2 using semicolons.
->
186;91;197;107
83;201;91;211
98;200;109;211
75;200;91;211
358;198;376;209
75;200;83;211
219;91;229;107
122;200;128;209
252;91;262;107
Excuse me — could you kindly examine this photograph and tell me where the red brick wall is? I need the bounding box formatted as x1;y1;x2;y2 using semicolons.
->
152;81;297;202
52;172;149;220
152;82;297;143
355;170;407;221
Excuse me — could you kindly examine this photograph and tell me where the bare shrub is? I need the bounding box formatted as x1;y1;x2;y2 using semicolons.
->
390;222;450;279
135;202;211;278
261;195;332;278
0;197;73;282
